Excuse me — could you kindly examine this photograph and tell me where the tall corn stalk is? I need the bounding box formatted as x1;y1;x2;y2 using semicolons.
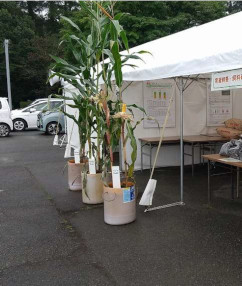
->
49;1;148;185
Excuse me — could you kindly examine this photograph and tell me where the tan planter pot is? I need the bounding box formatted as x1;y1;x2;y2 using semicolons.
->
68;160;86;192
82;173;103;204
103;183;136;225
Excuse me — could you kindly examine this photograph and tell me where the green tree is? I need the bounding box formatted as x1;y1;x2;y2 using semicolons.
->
0;2;35;107
227;1;242;13
114;1;227;47
0;2;73;107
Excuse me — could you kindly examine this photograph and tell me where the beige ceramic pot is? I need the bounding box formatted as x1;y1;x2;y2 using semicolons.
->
82;173;103;204
68;160;86;191
103;182;136;225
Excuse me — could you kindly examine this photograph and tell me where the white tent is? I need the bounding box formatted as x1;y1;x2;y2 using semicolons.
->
54;11;242;209
120;11;242;81
114;11;242;209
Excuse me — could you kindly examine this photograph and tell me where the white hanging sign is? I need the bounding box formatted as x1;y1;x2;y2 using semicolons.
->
211;69;242;91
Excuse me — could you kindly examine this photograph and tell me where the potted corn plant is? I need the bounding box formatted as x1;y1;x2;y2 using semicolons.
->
49;1;147;211
101;96;145;225
49;2;110;201
89;3;147;225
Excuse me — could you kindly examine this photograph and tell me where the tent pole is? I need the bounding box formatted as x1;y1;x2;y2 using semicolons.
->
179;77;184;204
144;77;185;212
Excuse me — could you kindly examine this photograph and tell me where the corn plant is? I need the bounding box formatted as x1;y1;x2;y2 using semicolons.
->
49;1;148;185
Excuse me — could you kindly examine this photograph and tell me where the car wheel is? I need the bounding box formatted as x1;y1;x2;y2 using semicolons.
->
13;119;26;131
0;123;10;137
46;122;61;135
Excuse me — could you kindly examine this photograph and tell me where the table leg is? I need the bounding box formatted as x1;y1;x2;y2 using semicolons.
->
208;160;211;204
202;144;205;165
237;167;239;199
141;142;143;172
199;143;202;165
149;143;152;174
192;142;194;176
231;166;234;200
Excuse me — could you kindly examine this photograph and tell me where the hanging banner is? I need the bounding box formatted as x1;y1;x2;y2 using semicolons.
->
143;81;175;128
211;69;242;91
207;83;232;127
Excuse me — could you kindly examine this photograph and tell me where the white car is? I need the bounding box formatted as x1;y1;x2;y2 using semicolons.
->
0;97;13;137
11;99;62;131
27;98;47;107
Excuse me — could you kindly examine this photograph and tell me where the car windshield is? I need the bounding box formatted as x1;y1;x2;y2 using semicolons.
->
25;102;47;112
30;99;46;106
42;101;63;112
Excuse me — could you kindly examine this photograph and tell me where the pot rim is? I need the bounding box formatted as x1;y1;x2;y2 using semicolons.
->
68;159;88;165
104;181;135;190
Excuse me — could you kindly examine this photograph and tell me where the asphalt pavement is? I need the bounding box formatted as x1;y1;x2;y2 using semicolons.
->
0;131;241;286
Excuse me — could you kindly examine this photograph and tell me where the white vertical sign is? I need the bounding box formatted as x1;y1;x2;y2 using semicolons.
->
112;166;121;188
74;150;80;164
88;158;96;174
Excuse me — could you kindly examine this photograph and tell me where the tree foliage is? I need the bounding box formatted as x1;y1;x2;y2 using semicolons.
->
0;1;241;108
0;1;78;108
114;1;228;47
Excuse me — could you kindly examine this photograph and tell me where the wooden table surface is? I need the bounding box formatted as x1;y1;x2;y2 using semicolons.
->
183;135;228;143
202;154;242;168
139;136;180;143
139;135;228;144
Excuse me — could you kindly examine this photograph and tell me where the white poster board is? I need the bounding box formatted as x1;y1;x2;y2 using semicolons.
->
207;83;232;126
143;81;175;128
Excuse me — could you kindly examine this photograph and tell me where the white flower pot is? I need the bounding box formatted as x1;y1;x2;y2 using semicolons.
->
68;160;86;191
103;183;136;225
82;173;103;204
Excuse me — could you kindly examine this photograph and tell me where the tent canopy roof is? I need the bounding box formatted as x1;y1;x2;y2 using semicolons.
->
121;11;242;82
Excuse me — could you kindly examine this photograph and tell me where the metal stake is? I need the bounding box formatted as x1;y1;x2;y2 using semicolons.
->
4;39;12;110
179;77;184;203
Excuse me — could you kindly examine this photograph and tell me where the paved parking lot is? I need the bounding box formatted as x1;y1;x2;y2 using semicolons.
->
0;131;241;285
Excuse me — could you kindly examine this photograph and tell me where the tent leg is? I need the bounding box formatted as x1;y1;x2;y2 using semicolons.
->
179;77;185;204
142;77;185;213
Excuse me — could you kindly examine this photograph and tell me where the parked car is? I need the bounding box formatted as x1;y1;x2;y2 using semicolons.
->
37;109;65;135
0;97;13;137
29;98;48;106
11;99;62;131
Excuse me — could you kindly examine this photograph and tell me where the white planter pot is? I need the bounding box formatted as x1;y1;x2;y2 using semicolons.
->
68;160;86;191
103;183;136;225
82;173;103;204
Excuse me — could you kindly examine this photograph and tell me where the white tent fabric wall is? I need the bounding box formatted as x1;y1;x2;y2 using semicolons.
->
122;79;205;169
64;84;80;151
64;84;98;158
123;79;242;170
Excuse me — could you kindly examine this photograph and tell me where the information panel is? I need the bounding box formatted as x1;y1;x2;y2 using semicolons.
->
143;81;175;128
211;69;242;91
207;83;232;126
